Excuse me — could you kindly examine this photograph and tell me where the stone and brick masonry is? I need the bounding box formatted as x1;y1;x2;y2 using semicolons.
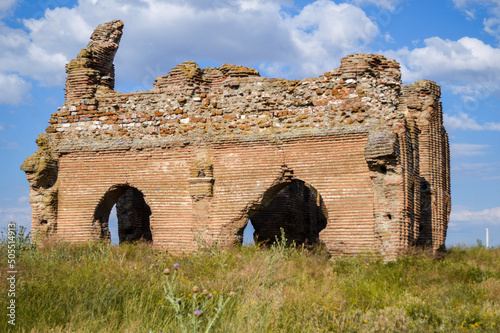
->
22;20;450;259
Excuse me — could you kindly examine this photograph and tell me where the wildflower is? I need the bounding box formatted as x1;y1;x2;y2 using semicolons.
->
163;268;171;275
174;263;180;268
208;293;213;298
194;309;202;317
229;291;235;296
193;286;200;293
202;289;209;294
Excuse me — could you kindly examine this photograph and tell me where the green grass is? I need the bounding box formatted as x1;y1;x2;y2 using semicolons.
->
0;231;499;332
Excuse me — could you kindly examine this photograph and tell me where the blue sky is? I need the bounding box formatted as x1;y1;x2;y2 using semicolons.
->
1;0;499;247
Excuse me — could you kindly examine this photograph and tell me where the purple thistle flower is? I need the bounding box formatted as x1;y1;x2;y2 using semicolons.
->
194;309;202;317
208;293;213;298
173;263;180;268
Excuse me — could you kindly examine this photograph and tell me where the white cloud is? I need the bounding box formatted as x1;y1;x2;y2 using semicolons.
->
0;0;18;17
0;22;68;86
444;113;500;131
444;113;483;131
0;204;31;230
277;0;378;77
451;161;500;180
385;36;500;111
0;122;5;131
387;37;500;83
0;73;32;105
0;0;381;92
450;143;489;157
485;122;500;130
464;9;475;20
351;0;402;11
453;0;500;38
451;206;500;226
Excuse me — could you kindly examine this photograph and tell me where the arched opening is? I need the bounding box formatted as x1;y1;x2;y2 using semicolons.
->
244;179;328;246
93;184;152;243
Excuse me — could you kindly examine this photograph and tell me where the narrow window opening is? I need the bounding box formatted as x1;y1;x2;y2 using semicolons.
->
109;205;119;245
242;220;255;246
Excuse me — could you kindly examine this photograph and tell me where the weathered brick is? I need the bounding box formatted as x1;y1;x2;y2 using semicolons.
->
21;20;450;260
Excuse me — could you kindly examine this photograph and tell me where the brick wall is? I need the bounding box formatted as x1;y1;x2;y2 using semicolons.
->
22;20;451;258
401;80;451;252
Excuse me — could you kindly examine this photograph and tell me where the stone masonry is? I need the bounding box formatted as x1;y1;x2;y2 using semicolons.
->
22;20;451;259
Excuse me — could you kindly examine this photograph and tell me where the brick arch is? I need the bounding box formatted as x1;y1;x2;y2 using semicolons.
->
240;179;328;246
93;184;152;243
23;20;451;259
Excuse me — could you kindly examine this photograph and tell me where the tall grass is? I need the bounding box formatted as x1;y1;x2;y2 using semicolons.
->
0;230;498;332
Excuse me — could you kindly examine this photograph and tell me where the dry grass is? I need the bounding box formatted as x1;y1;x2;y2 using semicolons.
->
0;231;499;332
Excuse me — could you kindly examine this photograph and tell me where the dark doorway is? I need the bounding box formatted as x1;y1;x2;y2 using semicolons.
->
246;179;327;246
93;185;152;243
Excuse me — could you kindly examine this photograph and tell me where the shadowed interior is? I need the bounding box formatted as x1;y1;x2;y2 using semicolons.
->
93;185;152;243
247;180;328;246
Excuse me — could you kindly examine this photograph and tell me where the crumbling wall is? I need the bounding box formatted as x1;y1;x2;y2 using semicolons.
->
401;81;451;252
20;133;59;240
65;20;123;102
22;20;450;258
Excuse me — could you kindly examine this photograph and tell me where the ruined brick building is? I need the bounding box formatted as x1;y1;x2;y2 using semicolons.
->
22;20;450;259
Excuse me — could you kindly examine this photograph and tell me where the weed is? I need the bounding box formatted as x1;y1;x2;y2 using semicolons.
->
0;225;498;332
161;263;234;332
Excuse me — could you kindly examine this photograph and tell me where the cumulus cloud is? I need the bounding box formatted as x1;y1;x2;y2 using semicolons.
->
0;22;68;86
0;73;32;105
444;113;500;131
0;0;18;17
385;36;500;109
387;37;500;83
451;206;500;226
0;0;381;93
276;0;378;77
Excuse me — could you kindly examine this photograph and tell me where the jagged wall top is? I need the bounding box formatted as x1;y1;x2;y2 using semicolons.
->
153;61;260;92
65;20;124;102
49;20;442;153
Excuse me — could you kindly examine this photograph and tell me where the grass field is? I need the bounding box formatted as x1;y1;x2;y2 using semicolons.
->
0;228;499;332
